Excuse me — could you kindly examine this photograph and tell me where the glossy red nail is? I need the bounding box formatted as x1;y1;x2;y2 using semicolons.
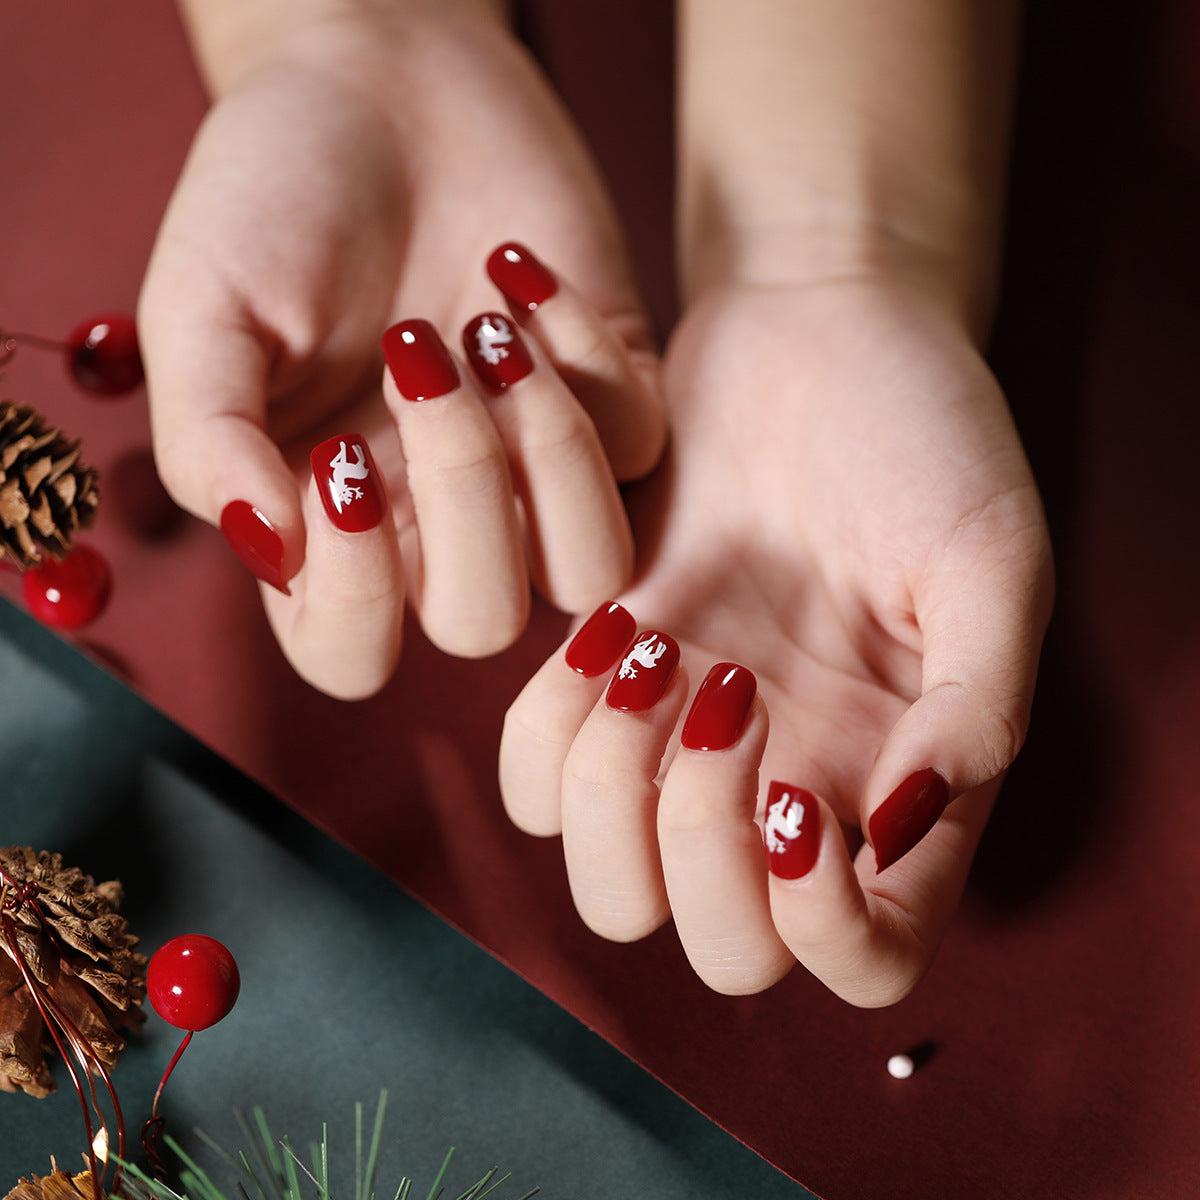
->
681;662;757;751
310;434;385;532
220;500;290;594
382;319;459;401
764;781;821;880
486;243;558;312
606;629;679;712
565;601;636;677
462;312;534;391
870;767;951;872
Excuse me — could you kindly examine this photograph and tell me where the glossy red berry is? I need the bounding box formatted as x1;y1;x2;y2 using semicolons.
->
22;544;112;629
147;935;240;1031
66;313;143;395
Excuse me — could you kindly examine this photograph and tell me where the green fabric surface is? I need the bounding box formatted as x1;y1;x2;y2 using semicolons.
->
0;600;813;1198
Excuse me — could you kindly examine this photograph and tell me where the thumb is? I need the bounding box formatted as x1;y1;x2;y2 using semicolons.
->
139;276;305;594
863;520;1054;873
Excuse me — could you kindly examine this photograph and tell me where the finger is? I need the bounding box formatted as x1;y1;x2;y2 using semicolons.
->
864;518;1054;872
560;630;685;941
657;665;794;995
462;312;634;613
259;434;404;700
766;779;994;1007
138;274;304;592
500;601;638;836
381;319;528;658
486;242;667;481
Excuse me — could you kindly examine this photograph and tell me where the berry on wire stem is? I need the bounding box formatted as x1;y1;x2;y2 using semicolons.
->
143;935;240;1178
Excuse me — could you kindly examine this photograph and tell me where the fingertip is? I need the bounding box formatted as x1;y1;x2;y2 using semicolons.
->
219;497;301;595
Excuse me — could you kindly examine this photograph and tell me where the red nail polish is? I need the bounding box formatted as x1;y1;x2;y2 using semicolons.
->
462;312;534;391
310;434;385;532
680;662;757;751
382;319;459;401
565;601;637;677
870;767;951;872
220;500;290;595
486;243;558;312
605;629;680;712
764;781;821;880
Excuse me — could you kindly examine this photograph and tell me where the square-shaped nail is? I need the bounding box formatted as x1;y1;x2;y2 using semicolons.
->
565;602;636;677
869;768;951;872
382;319;459;401
680;662;756;750
463;312;534;391
486;242;558;312
311;434;385;532
606;630;680;712
764;781;821;880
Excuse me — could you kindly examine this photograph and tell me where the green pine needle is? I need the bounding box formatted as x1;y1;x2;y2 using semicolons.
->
114;1095;537;1200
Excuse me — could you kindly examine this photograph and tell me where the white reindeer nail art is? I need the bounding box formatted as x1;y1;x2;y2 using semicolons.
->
765;789;804;853
474;315;513;366
618;632;667;680
328;440;370;513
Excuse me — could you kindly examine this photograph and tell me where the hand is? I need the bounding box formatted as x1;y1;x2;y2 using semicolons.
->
138;6;664;698
500;274;1054;1007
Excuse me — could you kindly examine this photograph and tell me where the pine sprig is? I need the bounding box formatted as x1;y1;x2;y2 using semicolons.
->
115;1094;538;1200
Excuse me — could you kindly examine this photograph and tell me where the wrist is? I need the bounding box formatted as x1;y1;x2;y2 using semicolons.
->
179;0;510;97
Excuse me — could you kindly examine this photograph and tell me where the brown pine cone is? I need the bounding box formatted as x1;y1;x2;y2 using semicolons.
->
0;848;145;1098
3;1165;101;1200
0;403;100;569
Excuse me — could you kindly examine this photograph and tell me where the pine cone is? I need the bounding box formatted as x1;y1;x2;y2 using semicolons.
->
0;403;100;570
3;1165;101;1200
0;848;145;1098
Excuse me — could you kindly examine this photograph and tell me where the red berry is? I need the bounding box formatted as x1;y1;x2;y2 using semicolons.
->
22;544;112;629
147;935;240;1031
66;313;143;395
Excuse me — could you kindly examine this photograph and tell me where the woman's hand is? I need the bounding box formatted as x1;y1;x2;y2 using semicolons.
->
139;3;665;698
501;275;1053;1006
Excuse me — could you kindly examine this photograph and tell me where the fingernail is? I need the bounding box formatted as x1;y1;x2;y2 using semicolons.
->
219;500;290;594
764;781;821;880
565;601;636;677
486;242;558;312
680;662;757;750
606;629;679;712
382;319;459;401
462;312;534;390
310;434;385;533
870;768;951;872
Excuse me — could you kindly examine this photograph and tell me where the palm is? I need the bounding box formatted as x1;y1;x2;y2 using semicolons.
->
622;280;1048;840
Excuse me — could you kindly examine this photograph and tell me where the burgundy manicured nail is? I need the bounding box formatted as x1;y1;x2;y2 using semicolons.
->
606;629;680;712
310;434;385;533
681;662;757;751
219;500;290;594
764;781;821;880
565;601;637;677
381;319;459;401
870;767;951;872
462;312;534;391
486;242;558;312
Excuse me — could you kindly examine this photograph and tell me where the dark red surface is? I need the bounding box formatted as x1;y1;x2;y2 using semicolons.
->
4;2;1200;1196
